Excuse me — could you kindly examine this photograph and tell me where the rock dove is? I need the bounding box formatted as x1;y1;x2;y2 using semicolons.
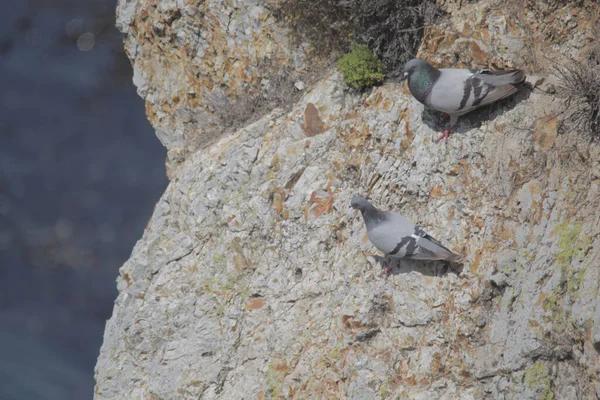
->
350;196;462;276
401;58;525;142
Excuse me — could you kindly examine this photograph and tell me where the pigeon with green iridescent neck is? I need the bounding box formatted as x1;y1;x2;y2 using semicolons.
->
401;58;525;142
350;196;462;276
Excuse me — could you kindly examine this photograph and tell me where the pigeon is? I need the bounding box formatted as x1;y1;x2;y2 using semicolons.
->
350;196;462;276
401;58;525;142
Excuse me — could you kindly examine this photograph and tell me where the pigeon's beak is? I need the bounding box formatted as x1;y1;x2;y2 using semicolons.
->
399;71;409;82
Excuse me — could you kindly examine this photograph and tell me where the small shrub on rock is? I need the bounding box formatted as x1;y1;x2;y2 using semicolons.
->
269;0;441;75
336;42;384;90
556;48;600;138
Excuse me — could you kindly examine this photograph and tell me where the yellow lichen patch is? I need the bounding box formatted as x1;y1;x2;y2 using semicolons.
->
524;361;554;400
533;114;558;149
245;297;266;311
553;221;586;266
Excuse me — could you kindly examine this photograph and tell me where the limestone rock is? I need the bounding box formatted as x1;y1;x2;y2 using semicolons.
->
97;0;600;398
95;69;600;398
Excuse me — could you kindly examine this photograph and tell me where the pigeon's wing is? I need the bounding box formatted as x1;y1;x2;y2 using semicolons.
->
474;68;525;86
367;211;415;255
461;69;525;109
423;68;473;114
367;212;460;261
411;229;462;262
367;212;461;261
427;68;525;116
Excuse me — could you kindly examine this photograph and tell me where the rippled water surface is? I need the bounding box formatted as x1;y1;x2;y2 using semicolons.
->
0;1;168;398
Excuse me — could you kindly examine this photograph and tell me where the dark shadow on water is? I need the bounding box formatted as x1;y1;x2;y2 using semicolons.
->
373;255;464;278
421;84;533;135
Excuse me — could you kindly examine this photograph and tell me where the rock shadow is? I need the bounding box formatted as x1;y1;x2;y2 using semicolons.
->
421;84;533;135
373;255;463;277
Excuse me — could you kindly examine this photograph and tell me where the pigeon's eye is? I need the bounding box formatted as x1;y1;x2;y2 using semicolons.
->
410;67;415;72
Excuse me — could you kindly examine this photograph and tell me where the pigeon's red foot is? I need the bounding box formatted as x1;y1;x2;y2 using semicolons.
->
434;129;451;143
380;264;394;278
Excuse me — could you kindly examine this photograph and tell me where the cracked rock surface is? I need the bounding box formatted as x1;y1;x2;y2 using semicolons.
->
97;0;600;398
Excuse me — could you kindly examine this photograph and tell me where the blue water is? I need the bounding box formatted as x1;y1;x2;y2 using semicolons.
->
0;1;168;398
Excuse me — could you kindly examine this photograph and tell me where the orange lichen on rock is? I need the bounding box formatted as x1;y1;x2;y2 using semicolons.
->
305;190;335;220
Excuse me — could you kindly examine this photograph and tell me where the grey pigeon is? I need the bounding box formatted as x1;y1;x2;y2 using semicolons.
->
401;58;525;142
351;196;462;276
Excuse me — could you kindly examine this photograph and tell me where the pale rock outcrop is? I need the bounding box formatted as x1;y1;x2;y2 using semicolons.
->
97;0;600;398
116;0;312;176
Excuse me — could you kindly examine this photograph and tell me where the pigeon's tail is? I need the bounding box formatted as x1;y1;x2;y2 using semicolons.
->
409;235;465;263
445;252;465;263
428;247;463;263
478;69;526;86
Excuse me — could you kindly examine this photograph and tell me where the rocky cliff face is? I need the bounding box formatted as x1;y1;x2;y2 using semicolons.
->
96;0;600;398
115;0;317;177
